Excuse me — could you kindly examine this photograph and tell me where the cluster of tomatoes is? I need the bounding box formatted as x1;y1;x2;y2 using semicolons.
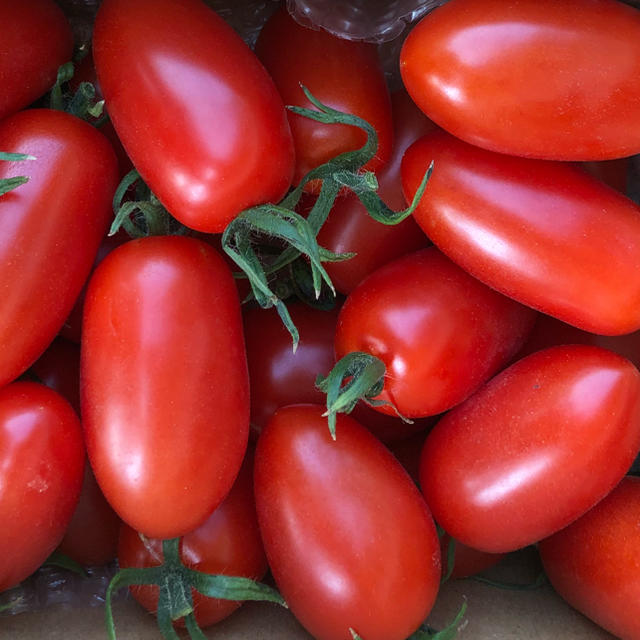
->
2;0;640;639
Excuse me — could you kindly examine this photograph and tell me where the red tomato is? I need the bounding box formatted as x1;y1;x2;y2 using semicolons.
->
93;0;294;233
335;247;536;418
439;534;505;581
81;236;249;539
317;90;433;294
539;476;640;640
119;454;267;628
421;345;640;553
0;0;72;120
400;0;640;160
402;130;640;335
0;382;84;592
0;109;118;388
255;7;392;187
254;405;440;640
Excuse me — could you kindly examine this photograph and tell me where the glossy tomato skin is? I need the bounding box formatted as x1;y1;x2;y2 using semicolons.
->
335;247;536;418
539;476;640;640
0;109;118;388
400;0;640;160
0;382;84;592
93;0;294;233
119;454;267;628
81;236;249;539
0;0;72;120
255;7;392;186
402;130;640;335
255;405;440;640
421;345;640;553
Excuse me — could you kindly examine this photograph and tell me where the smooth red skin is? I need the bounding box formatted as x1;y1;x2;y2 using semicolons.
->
402;131;640;335
335;246;536;418
93;0;294;233
0;382;84;592
400;0;640;160
255;405;440;640
318;90;433;294
255;8;392;187
0;109;118;388
539;476;640;640
0;0;72;120
81;236;249;539
420;345;640;553
119;455;267;628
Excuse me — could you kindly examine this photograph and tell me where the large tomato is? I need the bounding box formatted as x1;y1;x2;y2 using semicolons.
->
93;0;294;233
0;382;84;592
0;109;118;388
402;130;640;335
81;236;249;539
400;0;640;160
539;476;640;640
254;405;440;640
420;345;640;553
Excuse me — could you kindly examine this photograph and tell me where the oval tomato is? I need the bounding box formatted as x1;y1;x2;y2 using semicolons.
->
0;382;84;592
254;404;440;640
539;476;640;640
400;0;640;160
421;345;640;553
402;130;640;335
81;236;249;539
0;109;118;388
93;0;294;233
335;247;536;418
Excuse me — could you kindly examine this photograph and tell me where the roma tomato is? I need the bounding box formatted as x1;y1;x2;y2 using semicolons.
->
81;236;249;539
93;0;294;233
255;405;440;640
0;0;72;120
400;0;640;160
255;7;392;186
0;109;118;387
539;476;640;640
421;345;640;553
402;130;640;335
335;247;536;418
0;382;84;592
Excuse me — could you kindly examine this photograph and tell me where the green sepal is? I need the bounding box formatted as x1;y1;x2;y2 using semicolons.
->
472;570;547;591
409;600;468;640
0;152;36;196
441;536;457;585
44;550;88;577
0;152;36;162
49;62;75;111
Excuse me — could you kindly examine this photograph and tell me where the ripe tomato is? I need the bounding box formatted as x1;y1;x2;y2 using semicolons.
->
93;0;294;233
255;7;392;186
421;345;640;553
0;382;84;592
402;130;640;335
81;236;249;539
539;476;640;640
400;0;640;160
335;247;536;418
439;534;505;581
0;109;118;388
254;405;441;640
1;0;72;121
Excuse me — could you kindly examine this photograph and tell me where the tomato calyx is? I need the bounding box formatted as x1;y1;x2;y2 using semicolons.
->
49;62;106;123
105;537;285;640
0;151;35;196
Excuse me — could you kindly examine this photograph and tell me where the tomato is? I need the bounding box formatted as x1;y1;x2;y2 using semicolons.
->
0;0;72;121
93;0;294;233
317;90;433;294
81;236;249;539
0;382;84;592
254;405;440;640
255;7;392;187
402;130;640;335
400;0;640;160
420;345;640;553
335;247;536;418
439;534;505;581
118;453;267;628
0;109;118;388
539;476;640;640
